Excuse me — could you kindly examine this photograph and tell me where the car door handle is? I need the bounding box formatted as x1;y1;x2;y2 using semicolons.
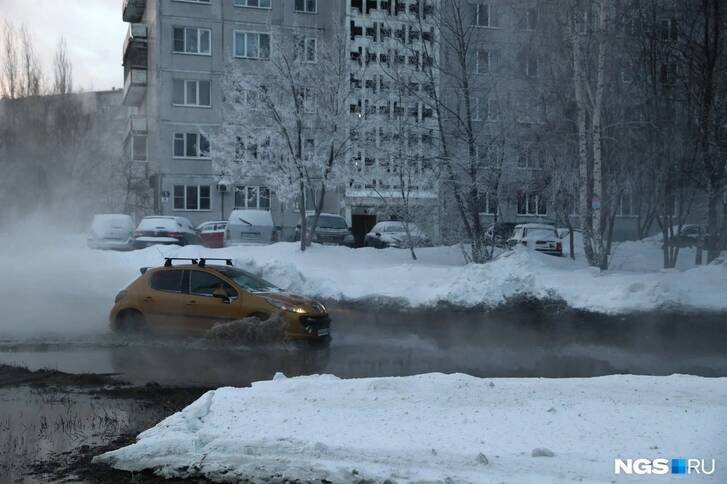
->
143;296;153;303
187;300;197;305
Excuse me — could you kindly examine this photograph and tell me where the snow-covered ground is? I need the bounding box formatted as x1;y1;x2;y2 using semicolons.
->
95;372;727;483
0;225;725;336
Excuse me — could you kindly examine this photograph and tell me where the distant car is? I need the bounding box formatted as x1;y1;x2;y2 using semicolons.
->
133;216;201;248
669;224;707;248
484;222;517;248
197;221;227;248
508;223;562;256
225;209;277;246
87;214;135;250
365;221;431;249
295;213;354;246
110;257;330;342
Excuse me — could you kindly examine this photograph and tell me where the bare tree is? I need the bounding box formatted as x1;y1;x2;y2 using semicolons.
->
0;21;19;99
53;36;73;95
678;0;727;262
18;24;43;97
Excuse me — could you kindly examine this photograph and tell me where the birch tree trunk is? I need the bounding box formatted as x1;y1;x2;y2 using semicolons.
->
591;0;608;269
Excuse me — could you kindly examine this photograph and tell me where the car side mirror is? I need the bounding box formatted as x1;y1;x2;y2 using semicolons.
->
375;232;382;237
348;227;353;232
212;288;230;303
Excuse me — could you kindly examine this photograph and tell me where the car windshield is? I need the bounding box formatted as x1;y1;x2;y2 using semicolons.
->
526;228;557;239
217;267;280;293
309;215;347;229
138;218;179;231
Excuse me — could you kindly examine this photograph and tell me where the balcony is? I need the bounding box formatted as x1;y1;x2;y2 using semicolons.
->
123;68;147;106
123;23;148;71
122;0;146;22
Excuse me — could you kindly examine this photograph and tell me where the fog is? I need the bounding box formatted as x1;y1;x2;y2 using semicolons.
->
0;214;138;337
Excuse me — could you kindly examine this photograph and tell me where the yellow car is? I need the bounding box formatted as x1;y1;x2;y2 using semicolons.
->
110;258;330;341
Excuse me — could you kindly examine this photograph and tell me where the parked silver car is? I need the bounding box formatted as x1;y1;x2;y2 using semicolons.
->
87;214;135;250
133;216;201;248
225;209;277;246
365;221;431;249
507;223;562;256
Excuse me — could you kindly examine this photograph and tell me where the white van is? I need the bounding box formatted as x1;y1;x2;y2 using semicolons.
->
87;214;135;250
225;209;276;246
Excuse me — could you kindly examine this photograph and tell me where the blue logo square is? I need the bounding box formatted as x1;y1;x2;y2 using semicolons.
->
672;458;687;474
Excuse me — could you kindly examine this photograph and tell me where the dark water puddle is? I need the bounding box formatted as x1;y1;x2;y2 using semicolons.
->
0;366;208;483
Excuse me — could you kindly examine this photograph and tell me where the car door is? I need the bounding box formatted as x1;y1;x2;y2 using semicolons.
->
185;270;242;334
143;269;191;334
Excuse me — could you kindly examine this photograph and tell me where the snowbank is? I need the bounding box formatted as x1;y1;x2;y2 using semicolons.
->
95;372;727;483
121;242;727;314
0;231;724;336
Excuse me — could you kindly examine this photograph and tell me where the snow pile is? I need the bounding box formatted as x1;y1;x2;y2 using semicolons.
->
122;242;727;314
95;372;727;483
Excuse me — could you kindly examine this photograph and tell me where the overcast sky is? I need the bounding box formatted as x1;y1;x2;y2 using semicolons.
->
1;0;126;92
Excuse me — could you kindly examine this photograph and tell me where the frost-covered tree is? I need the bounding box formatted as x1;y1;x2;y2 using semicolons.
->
211;26;361;251
408;1;541;263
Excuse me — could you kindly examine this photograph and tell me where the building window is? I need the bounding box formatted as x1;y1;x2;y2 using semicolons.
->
621;60;633;83
517;149;544;169
476;49;491;74
517;192;547;215
173;132;210;158
297;37;317;62
302;87;316;113
660;63;677;85
132;134;147;162
173;185;211;211
175;0;210;3
617;193;636;216
234;186;271;210
660;18;678;41
486;98;498;121
472;97;482;121
173;27;211;55
173;79;211;107
523;7;538;30
525;55;538;78
233;0;271;8
234;31;271;59
303;138;315;161
295;0;317;13
482;192;498;215
474;4;498;28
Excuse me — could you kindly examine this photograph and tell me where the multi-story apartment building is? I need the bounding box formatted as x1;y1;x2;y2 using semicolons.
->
122;0;344;236
122;0;445;243
122;0;700;243
344;0;440;241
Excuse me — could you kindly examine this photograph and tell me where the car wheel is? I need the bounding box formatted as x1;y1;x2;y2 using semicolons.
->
113;310;147;334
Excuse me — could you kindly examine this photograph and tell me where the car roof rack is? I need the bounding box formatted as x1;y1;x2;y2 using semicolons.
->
164;257;198;267
198;258;233;268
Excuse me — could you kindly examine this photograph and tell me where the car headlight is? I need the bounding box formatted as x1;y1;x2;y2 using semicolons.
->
265;298;306;314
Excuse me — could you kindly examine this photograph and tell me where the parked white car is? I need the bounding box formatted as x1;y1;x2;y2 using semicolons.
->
225;209;276;246
364;221;431;249
133;216;201;248
87;214;135;250
507;223;563;256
